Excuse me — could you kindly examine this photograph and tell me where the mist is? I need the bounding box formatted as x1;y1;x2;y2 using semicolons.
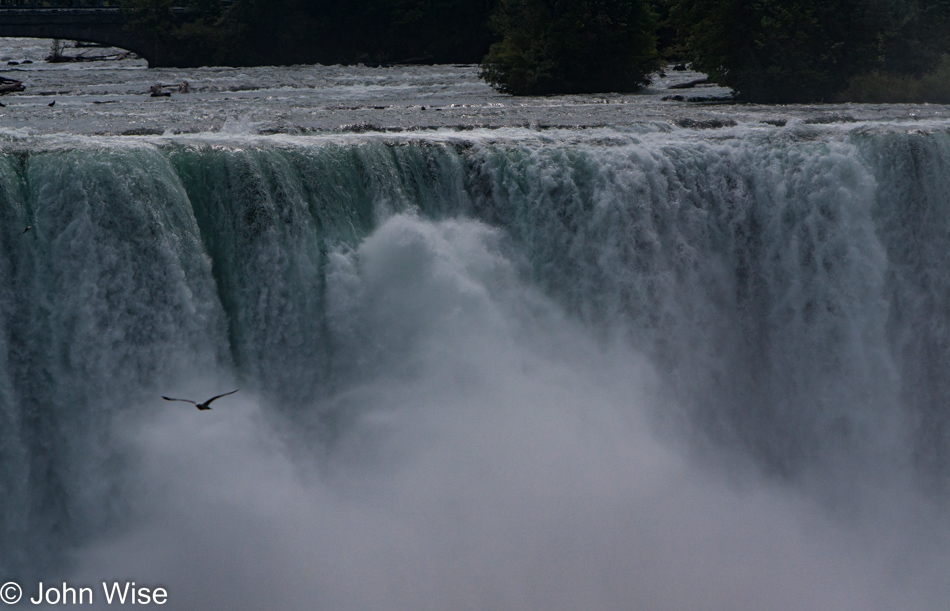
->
50;213;950;611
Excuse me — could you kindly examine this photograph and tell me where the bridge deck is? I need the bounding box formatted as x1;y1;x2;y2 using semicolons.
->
0;7;161;64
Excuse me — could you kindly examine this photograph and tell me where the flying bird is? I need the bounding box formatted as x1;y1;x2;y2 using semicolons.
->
162;389;238;410
23;225;32;233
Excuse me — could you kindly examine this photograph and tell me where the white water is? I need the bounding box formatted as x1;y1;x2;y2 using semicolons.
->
0;37;947;136
2;38;950;611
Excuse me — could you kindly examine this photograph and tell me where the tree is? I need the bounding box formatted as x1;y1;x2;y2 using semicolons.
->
670;0;879;102
670;0;950;103
123;0;498;67
480;0;660;95
123;0;241;66
871;0;950;75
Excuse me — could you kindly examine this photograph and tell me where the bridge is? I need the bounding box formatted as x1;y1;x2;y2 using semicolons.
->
0;2;183;67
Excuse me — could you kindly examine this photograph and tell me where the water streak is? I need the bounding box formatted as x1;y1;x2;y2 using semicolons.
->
2;124;950;609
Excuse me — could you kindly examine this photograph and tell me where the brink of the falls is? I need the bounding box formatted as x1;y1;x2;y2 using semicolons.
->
2;116;950;610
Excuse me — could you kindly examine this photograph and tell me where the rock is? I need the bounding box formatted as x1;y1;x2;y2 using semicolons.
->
0;78;25;95
669;78;709;89
150;84;171;97
675;118;737;129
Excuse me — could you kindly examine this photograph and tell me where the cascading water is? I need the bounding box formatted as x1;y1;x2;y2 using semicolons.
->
2;123;950;610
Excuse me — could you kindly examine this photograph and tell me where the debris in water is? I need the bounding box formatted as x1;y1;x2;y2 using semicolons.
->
0;77;24;95
150;82;189;97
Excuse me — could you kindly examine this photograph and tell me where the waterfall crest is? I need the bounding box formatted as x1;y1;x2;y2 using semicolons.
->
3;126;950;608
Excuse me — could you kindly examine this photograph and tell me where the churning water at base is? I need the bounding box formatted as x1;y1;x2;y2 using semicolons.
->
3;122;950;610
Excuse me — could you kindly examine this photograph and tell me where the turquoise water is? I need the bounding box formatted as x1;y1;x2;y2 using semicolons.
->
2;122;950;609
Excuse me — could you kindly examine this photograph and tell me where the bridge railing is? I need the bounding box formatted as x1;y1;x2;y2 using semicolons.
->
0;1;122;7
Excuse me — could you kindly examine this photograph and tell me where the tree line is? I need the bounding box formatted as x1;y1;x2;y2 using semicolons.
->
124;0;496;67
123;0;950;102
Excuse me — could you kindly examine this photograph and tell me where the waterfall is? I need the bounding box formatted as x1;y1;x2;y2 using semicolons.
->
2;124;950;609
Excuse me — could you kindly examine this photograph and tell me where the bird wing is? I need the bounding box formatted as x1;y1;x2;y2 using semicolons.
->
205;389;239;405
162;396;197;405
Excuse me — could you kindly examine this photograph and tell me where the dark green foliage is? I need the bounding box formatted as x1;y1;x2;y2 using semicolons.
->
870;0;950;75
355;0;498;64
670;0;878;102
670;0;950;103
840;54;950;103
122;0;498;67
650;0;684;60
123;0;177;34
839;0;950;102
122;0;242;66
480;0;660;94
